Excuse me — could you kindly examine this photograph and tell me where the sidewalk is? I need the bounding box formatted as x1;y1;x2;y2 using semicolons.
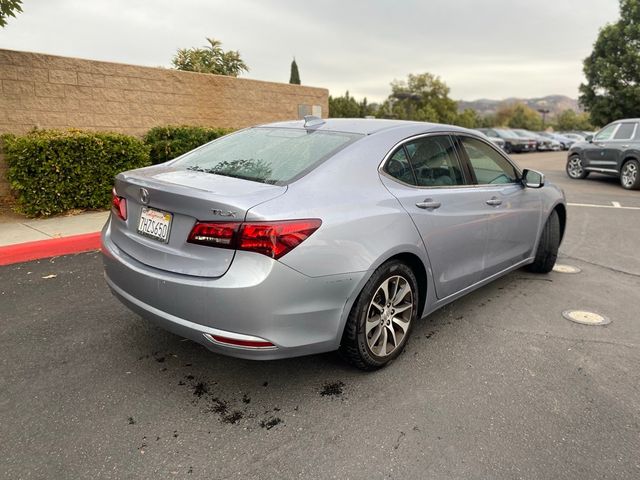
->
0;210;109;265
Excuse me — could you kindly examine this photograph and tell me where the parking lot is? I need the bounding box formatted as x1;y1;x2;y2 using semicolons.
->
1;151;639;480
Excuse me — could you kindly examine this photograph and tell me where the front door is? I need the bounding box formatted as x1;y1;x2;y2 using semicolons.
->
454;135;542;278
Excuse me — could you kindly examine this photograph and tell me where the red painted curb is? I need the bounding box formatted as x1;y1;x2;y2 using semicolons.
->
0;232;101;266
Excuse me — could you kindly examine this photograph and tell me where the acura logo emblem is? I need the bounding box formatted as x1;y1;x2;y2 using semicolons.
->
140;188;150;205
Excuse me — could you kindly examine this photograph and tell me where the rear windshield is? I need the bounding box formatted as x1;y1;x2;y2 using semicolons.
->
171;127;363;185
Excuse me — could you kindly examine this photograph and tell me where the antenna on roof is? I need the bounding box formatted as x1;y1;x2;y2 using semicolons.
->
303;115;325;128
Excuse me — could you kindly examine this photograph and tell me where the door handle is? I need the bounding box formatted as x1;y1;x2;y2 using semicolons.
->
416;199;441;210
486;197;502;206
622;145;630;148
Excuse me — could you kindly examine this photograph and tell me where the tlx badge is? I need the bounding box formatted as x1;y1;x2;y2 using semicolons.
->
211;209;236;217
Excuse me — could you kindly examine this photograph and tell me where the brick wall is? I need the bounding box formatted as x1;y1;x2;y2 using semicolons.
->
0;49;328;202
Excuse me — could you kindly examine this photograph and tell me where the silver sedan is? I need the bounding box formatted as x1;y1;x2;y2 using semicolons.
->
102;118;566;370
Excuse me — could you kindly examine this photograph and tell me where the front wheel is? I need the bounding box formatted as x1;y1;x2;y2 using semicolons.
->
620;159;640;190
527;210;560;274
340;260;418;370
566;155;589;179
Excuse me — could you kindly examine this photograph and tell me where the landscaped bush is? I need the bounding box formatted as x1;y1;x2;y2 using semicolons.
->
2;129;150;217
143;125;233;164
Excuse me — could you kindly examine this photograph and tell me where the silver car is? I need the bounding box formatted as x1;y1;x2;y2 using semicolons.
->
102;118;566;370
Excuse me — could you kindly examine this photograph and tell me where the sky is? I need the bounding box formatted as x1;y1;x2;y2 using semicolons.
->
0;0;621;102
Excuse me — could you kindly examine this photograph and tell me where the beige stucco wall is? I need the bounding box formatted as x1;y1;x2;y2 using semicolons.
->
0;49;328;202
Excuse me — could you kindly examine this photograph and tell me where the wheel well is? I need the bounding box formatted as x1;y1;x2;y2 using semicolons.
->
554;204;566;242
621;156;638;169
389;252;428;317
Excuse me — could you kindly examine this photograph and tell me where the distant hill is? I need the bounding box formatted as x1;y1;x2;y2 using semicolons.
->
457;95;581;118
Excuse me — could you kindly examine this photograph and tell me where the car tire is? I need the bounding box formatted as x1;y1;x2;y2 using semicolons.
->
527;210;560;274
566;155;589;179
505;144;512;154
620;159;640;190
340;260;419;371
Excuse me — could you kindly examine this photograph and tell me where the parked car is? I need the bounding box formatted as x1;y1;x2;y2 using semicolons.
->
566;118;640;190
472;129;506;150
512;129;560;151
102;118;567;370
537;132;575;150
560;132;588;142
476;128;537;153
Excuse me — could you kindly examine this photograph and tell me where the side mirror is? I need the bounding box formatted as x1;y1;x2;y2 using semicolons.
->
586;134;593;143
522;169;545;188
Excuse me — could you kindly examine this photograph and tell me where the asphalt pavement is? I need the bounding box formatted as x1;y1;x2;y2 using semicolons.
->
1;151;639;480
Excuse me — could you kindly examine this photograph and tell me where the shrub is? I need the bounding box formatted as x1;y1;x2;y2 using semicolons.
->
3;129;150;217
144;125;233;164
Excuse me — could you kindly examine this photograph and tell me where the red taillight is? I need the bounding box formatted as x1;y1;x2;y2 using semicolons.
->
111;188;127;221
187;222;239;247
187;219;321;259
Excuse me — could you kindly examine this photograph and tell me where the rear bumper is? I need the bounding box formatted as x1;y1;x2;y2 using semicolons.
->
101;220;366;360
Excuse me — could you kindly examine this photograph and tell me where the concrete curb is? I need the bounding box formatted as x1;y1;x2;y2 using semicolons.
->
0;232;101;266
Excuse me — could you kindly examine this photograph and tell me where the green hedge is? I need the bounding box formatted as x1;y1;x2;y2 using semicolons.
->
144;125;233;164
3;129;150;217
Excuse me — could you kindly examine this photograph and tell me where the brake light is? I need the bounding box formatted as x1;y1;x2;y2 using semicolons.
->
187;219;321;259
111;188;127;221
188;222;239;246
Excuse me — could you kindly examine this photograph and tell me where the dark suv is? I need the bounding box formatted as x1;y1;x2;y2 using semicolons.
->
566;118;640;190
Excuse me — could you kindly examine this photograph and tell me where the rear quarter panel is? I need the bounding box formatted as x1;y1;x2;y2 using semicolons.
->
245;131;430;278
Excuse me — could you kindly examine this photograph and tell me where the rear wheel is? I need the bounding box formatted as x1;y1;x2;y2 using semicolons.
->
527;210;560;274
620;159;640;190
340;260;418;370
566;155;589;179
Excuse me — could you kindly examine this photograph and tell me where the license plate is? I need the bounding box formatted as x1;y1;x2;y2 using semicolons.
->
137;207;173;243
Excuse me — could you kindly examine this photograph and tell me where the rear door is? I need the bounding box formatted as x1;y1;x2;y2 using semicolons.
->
454;135;541;277
379;134;489;299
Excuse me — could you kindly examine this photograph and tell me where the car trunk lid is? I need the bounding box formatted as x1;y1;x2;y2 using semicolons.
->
110;167;287;277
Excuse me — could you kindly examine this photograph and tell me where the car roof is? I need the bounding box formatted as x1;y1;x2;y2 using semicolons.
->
260;118;475;136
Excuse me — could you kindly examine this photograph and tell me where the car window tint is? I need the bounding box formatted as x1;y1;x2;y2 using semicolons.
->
460;136;517;185
384;147;416;185
613;123;636;140
173;127;362;185
594;124;618;141
405;136;465;187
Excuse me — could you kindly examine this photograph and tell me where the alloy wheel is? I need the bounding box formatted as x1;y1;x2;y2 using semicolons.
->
568;157;584;178
621;162;637;188
365;275;413;357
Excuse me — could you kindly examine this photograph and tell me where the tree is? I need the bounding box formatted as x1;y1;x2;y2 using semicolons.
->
493;103;542;130
579;0;640;126
0;0;22;27
329;92;379;118
554;109;593;131
453;108;480;128
172;38;248;77
329;91;361;118
289;58;300;84
378;73;458;123
507;104;543;130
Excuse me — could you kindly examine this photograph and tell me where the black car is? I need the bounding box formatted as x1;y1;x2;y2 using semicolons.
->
566;118;640;190
476;128;536;154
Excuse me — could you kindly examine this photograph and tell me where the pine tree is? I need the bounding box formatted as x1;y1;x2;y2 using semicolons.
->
289;58;301;85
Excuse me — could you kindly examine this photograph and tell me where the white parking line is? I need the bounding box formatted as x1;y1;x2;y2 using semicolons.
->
612;201;621;208
567;202;640;211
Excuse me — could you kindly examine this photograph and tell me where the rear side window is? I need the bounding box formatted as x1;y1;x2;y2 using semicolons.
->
173;127;362;185
405;136;465;187
384;147;417;185
613;123;637;140
460;136;517;185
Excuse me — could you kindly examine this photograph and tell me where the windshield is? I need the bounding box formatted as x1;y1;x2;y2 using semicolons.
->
494;129;519;139
172;127;363;185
